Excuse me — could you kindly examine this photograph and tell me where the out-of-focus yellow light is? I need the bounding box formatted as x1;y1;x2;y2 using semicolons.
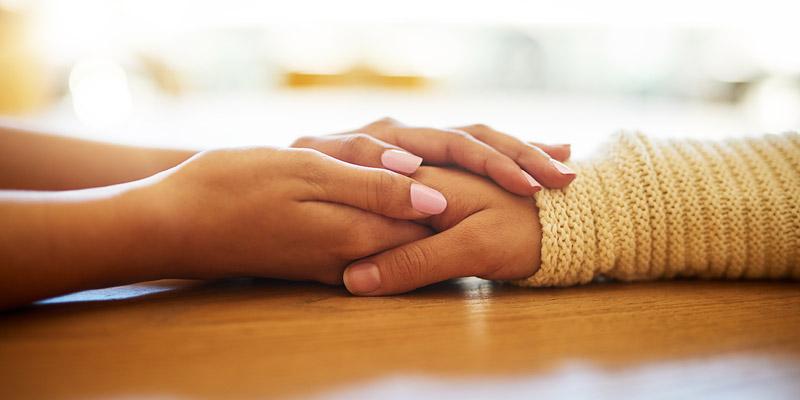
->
68;57;132;128
0;6;49;114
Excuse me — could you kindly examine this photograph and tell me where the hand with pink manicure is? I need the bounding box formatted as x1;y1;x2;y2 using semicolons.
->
135;146;448;285
287;117;573;295
0;117;572;308
342;166;542;296
292;117;575;196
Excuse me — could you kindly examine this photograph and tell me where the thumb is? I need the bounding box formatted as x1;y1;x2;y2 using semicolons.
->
342;222;488;295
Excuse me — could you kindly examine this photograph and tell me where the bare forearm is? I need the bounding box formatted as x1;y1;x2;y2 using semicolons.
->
0;121;196;190
0;186;171;309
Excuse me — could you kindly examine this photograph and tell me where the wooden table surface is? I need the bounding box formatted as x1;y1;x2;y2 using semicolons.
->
1;278;799;399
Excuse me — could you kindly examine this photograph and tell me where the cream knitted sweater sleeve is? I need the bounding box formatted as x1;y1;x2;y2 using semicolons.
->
514;132;800;287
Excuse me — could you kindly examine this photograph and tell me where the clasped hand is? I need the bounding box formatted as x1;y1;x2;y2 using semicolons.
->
131;118;574;295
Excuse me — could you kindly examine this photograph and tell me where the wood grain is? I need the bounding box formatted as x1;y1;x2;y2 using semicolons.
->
1;278;799;399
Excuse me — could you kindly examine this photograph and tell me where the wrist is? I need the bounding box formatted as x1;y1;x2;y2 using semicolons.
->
0;184;179;307
106;180;181;281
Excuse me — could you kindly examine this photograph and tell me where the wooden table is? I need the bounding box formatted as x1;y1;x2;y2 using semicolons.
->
1;278;799;399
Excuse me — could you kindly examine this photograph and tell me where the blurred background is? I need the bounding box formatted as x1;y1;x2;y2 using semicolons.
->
1;0;799;156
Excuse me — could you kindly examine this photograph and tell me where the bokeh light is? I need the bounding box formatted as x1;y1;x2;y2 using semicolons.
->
68;57;133;129
0;0;798;148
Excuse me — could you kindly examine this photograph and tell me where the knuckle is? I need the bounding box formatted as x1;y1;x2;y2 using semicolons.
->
289;149;328;193
290;135;315;148
389;245;431;282
469;123;491;132
375;116;399;126
348;133;374;147
441;129;479;149
364;117;400;132
340;133;375;161
365;169;396;212
291;148;324;168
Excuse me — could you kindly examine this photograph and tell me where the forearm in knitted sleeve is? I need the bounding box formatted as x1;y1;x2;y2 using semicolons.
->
514;131;800;287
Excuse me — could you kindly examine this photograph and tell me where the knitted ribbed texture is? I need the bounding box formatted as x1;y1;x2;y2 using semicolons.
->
514;132;800;287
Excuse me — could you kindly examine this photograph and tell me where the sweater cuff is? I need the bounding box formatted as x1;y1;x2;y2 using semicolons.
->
512;131;800;287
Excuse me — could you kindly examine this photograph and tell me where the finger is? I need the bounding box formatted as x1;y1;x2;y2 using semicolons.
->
292;134;423;174
303;202;433;285
348;214;434;258
529;142;571;162
456;124;576;188
342;218;502;295
371;126;543;196
296;151;447;219
308;201;434;258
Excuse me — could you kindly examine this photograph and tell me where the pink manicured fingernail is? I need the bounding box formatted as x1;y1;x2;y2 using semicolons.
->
344;263;381;294
521;170;542;191
381;150;423;174
410;183;447;214
550;159;576;176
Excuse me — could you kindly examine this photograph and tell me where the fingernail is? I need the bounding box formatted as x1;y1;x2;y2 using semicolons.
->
381;149;423;174
521;170;542;191
410;183;447;214
344;263;381;294
550;159;576;176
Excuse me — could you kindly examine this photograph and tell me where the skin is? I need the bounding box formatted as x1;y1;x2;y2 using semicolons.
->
138;148;443;281
294;117;574;195
341;166;542;295
0;159;541;308
0;119;196;190
0;147;436;309
0;117;572;193
293;119;555;294
0;118;567;309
